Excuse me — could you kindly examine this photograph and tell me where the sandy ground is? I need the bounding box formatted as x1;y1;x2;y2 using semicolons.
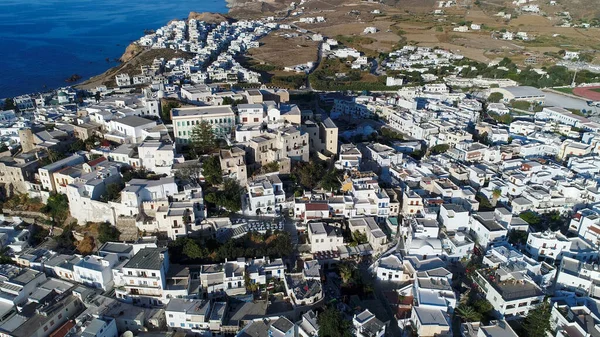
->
247;34;319;67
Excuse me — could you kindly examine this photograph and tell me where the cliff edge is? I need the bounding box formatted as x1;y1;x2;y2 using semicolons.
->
119;43;144;63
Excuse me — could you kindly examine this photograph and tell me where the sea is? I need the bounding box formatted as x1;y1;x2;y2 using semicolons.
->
0;0;228;98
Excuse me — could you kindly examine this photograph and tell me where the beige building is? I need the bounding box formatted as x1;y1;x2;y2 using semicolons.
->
0;153;39;196
558;140;592;161
246;126;308;170
302;117;338;156
402;188;424;215
219;147;247;186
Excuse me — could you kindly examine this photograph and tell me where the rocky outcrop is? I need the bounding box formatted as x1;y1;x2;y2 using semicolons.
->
188;11;231;24
119;43;143;63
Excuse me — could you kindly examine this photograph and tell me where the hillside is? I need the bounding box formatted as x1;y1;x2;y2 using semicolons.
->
78;48;193;89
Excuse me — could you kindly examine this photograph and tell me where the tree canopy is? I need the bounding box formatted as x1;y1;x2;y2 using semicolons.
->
487;92;504;103
98;223;121;243
320;169;342;192
429;144;450;155
202;155;223;186
42;193;70;224
293;161;326;190
318;306;353;337
168;230;293;263
191;120;217;155
523;301;552;337
205;178;242;212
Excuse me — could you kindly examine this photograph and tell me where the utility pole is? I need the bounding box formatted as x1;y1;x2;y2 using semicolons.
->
571;67;578;87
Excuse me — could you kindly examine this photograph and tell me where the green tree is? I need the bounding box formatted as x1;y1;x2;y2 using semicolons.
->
339;262;357;285
191;120;217;155
476;193;494;211
29;224;49;246
380;128;404;141
261;161;280;174
207;178;243;213
160;99;180;123
183;239;204;259
508;229;528;246
519;211;542;227
101;182;125;202
55;223;77;251
70;139;86;153
3;98;17;112
318;306;353;337
351;230;368;245
456;304;482;322
42;193;70;224
430;144;450;155
473;299;493;314
202;155;223;186
98;223;121;243
0;249;14;265
492;188;502;205
320;169;342;192
40;150;66;166
523;301;552;337
294;161;325;190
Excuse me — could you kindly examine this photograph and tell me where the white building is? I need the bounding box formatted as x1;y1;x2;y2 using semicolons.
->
525;230;571;262
245;174;285;216
107;116;157;143
307;222;343;253
73;254;118;291
373;254;407;282
165;299;226;332
475;269;544;319
353;309;386;337
171;106;236;145
115;248;172;306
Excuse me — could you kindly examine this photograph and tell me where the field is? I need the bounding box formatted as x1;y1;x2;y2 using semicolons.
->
247;34;319;68
553;87;574;95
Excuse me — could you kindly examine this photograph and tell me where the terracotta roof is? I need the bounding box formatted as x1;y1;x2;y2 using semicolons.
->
305;203;329;211
87;156;107;167
49;320;75;337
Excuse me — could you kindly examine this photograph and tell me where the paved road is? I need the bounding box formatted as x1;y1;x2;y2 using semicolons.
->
358;262;402;337
544;91;599;111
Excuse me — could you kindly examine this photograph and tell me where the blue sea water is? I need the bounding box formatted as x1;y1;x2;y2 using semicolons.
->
0;0;228;98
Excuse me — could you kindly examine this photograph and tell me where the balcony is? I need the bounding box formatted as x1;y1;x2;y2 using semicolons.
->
124;273;160;281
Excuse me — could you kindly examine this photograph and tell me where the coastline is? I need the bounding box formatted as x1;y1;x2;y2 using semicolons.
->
0;0;232;99
78;1;277;91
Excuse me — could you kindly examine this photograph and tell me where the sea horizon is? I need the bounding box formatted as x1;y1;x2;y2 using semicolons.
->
0;0;229;99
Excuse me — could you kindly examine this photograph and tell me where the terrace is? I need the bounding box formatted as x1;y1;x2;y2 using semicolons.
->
476;268;544;301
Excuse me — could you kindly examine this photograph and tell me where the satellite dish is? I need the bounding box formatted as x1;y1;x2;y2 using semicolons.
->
121;332;134;337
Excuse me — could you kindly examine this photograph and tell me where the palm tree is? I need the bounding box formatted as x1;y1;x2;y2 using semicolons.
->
492;188;502;205
456;304;481;322
339;262;355;285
